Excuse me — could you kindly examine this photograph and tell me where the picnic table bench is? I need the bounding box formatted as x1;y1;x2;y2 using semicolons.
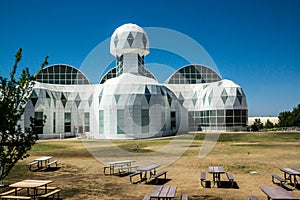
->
200;172;206;187
37;189;61;199
142;194;151;200
249;196;258;200
0;188;23;196
226;172;235;187
117;165;139;174
272;174;287;187
46;160;58;168
129;171;143;183
152;170;167;184
29;161;39;171
180;194;188;200
260;186;299;200
0;195;32;200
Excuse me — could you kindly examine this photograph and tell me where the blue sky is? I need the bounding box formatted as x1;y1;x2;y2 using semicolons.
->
0;0;299;117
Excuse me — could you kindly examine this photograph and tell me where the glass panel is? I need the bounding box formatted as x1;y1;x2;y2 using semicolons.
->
64;112;71;132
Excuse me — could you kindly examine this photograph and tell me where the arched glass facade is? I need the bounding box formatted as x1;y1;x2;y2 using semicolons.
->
36;64;90;85
99;67;157;84
167;64;221;84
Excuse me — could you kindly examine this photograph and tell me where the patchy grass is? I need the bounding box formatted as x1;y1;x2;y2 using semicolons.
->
1;132;300;200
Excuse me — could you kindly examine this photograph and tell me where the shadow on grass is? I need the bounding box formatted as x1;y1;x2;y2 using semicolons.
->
201;181;239;189
274;183;300;191
42;167;61;172
145;178;172;185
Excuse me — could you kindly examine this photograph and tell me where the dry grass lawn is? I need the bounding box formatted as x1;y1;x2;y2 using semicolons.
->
1;132;300;199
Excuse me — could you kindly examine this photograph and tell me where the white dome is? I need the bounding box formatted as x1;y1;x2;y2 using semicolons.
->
110;23;149;56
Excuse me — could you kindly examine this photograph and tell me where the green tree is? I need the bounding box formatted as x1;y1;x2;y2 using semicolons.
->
278;104;300;127
0;49;48;184
278;111;292;127
250;118;263;131
264;119;274;129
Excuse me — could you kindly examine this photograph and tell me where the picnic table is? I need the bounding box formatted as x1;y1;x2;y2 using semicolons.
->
260;186;299;200
280;168;300;190
208;166;225;187
29;156;57;171
34;156;53;168
138;164;160;182
104;160;135;175
8;179;53;200
150;185;177;200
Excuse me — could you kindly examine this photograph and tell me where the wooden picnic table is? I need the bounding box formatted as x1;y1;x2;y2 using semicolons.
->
105;160;135;175
208;166;225;187
34;156;53;169
260;186;299;200
280;168;300;190
9;179;53;200
137;164;160;182
150;185;177;200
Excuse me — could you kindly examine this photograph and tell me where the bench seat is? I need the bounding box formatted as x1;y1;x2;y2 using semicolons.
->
272;174;287;187
118;166;139;174
38;189;61;199
226;172;234;187
200;172;206;187
129;171;142;184
142;194;151;200
47;160;58;168
0;196;31;200
29;161;39;171
181;194;188;200
152;171;167;183
103;166;111;175
37;186;57;191
0;188;23;196
249;196;258;200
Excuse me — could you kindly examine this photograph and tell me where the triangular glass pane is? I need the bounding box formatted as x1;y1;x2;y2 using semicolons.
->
179;99;184;106
114;94;120;104
236;88;242;97
46;91;51;99
202;93;206;105
208;90;213;105
218;81;223;86
47;98;51;107
167;92;172;106
75;94;81;107
192;92;197;106
145;86;151;104
237;96;243;104
142;33;147;47
31;90;38;98
61;93;67;108
114;34;118;47
178;92;184;100
236;88;243;104
221;89;228;104
88;94;93;107
203;84;207;89
160;87;165;96
145;86;151;95
98;89;103;104
127;32;134;47
31;98;38;107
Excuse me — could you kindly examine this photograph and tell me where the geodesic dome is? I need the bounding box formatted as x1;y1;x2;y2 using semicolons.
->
110;23;149;56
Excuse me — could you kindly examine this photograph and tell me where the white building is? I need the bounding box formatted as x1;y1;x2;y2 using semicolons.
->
23;23;248;139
